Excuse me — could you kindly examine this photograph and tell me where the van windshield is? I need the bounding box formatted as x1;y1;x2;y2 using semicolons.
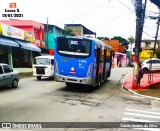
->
33;58;50;65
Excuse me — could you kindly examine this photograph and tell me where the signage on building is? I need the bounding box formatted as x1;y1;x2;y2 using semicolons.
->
1;23;24;39
24;31;35;43
35;39;45;48
0;23;35;43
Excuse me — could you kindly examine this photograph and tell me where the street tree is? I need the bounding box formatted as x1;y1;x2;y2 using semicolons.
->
61;28;75;36
127;36;135;52
97;37;109;40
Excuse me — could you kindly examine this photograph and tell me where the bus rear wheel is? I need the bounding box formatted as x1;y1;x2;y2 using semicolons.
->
95;76;101;89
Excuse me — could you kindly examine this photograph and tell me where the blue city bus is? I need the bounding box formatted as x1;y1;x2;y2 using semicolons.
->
54;36;112;88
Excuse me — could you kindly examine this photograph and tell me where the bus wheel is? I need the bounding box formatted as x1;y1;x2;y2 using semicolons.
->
37;76;41;80
96;77;101;89
66;82;74;87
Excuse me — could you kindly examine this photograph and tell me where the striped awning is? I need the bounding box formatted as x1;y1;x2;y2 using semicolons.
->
14;40;41;52
0;37;19;47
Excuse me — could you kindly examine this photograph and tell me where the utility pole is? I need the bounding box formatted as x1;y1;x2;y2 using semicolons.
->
47;17;49;49
140;0;147;41
133;0;143;89
153;9;160;57
40;26;42;48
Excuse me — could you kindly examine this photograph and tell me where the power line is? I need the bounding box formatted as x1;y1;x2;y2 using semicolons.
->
53;0;109;23
146;10;159;14
117;0;134;12
93;11;135;24
143;30;155;38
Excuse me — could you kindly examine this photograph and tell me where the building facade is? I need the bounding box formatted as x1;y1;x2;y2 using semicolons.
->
0;20;45;48
64;24;96;37
44;24;63;55
0;22;41;68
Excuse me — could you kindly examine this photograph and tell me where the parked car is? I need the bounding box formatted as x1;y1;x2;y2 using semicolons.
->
141;58;160;73
0;63;19;88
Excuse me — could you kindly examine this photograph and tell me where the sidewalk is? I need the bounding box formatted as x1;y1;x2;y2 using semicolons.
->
123;72;160;90
13;68;32;73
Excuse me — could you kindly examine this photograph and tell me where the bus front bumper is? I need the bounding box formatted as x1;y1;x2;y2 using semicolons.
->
54;74;94;85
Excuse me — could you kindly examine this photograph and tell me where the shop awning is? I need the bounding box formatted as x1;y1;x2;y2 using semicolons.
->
0;37;19;47
14;40;41;52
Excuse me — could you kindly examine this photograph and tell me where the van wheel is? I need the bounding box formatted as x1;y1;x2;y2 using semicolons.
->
12;79;18;88
37;76;41;80
49;76;54;80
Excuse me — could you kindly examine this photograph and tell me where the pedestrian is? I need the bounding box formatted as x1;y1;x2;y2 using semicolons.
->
118;61;121;68
138;64;144;87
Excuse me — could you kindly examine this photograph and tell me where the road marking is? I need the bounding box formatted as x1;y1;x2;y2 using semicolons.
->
124;112;160;119
122;108;160;130
125;109;160;115
122;117;158;122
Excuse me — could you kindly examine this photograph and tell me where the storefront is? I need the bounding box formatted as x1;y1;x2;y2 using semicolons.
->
0;22;41;68
112;52;127;68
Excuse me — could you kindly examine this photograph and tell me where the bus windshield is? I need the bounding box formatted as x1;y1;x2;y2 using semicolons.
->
33;58;50;65
57;37;91;58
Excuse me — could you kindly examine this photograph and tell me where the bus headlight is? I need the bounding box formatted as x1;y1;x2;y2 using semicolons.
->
87;64;92;78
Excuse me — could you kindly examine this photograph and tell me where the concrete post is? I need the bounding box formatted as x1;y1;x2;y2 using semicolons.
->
8;46;13;68
30;51;33;68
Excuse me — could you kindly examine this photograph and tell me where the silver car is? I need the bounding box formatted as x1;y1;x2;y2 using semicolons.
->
0;63;19;88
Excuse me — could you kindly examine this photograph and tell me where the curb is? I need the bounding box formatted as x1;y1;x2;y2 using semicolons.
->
122;85;160;101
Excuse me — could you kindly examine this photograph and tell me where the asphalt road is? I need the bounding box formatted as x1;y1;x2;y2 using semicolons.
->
0;67;160;130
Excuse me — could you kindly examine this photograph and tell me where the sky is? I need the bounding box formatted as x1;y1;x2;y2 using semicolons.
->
0;0;159;40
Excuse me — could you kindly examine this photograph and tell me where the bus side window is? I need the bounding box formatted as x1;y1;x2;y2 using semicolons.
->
51;59;54;65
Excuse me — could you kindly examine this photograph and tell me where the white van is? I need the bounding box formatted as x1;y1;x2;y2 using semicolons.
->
33;55;54;80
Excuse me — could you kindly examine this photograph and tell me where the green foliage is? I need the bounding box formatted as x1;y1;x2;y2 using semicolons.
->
111;36;129;49
61;28;75;36
127;36;135;51
156;50;160;58
97;37;109;40
127;36;135;44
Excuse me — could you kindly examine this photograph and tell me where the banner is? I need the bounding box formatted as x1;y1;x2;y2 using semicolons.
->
0;23;35;43
0;23;24;39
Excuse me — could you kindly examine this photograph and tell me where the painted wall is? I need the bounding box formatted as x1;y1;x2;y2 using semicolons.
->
45;26;62;49
0;20;45;48
103;40;126;53
113;52;126;68
140;50;157;60
141;41;160;49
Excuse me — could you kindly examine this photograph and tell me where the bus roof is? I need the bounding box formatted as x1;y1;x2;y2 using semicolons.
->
57;36;112;50
35;55;54;59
